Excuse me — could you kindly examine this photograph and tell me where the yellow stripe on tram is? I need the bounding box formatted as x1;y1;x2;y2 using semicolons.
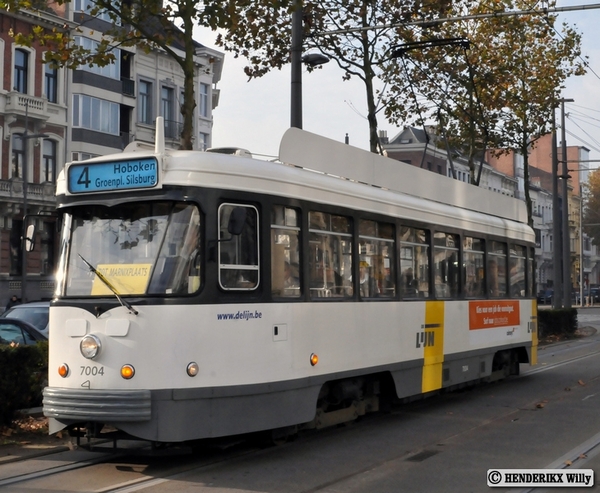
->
422;300;445;393
530;299;538;366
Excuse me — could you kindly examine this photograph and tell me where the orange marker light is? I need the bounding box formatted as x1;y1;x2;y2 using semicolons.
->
58;364;69;378
310;353;319;366
121;364;135;379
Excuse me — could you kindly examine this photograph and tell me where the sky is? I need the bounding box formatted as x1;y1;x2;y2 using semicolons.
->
194;1;600;166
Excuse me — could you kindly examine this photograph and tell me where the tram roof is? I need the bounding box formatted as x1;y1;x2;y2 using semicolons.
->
278;128;527;225
57;127;529;234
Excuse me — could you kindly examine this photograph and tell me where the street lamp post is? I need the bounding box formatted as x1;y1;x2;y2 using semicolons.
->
19;102;48;303
290;0;329;129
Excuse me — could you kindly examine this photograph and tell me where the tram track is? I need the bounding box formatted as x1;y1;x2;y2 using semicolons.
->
0;434;267;491
0;448;116;489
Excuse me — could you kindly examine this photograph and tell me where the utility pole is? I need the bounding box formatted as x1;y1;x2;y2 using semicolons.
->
561;98;574;308
551;109;562;309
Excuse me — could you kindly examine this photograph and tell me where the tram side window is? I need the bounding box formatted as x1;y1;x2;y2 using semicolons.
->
400;227;429;299
309;212;353;298
464;237;485;298
488;241;507;297
359;219;395;298
271;206;301;297
218;204;259;290
434;232;459;298
527;247;535;297
509;244;526;298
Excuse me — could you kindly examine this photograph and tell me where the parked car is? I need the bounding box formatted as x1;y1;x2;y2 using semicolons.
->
1;301;50;336
537;289;553;305
0;318;47;345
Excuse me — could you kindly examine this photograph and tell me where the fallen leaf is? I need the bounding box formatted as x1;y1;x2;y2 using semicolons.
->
536;402;545;408
579;454;587;459
565;460;572;466
565;387;571;391
578;380;586;386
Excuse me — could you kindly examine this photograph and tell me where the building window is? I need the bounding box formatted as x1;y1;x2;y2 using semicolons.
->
198;132;209;151
11;134;24;179
199;83;209;118
138;80;153;124
14;49;29;93
44;63;58;103
73;37;120;80
10;220;23;275
161;86;176;138
42;140;57;182
74;0;112;22
72;94;119;135
72;152;96;161
180;88;185;121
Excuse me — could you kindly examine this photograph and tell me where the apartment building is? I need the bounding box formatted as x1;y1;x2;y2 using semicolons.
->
0;3;223;302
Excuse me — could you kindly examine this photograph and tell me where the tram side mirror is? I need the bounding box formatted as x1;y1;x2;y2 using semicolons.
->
227;207;247;236
25;224;36;252
208;206;248;262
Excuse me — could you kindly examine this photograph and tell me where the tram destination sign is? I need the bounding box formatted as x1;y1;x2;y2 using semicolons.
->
68;158;159;194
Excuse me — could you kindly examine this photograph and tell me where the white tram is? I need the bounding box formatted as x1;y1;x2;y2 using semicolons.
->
43;121;537;443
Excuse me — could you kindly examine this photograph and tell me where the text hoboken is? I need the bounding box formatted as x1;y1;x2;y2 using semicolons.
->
114;161;156;174
217;310;263;321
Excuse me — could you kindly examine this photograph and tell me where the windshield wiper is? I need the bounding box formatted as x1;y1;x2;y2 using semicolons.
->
79;254;139;315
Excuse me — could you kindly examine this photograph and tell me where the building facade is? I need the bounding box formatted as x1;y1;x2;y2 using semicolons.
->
0;3;223;304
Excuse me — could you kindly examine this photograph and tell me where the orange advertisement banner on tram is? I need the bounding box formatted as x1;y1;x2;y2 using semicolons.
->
469;300;520;330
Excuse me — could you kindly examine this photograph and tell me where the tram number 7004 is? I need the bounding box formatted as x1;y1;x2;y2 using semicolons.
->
80;366;105;376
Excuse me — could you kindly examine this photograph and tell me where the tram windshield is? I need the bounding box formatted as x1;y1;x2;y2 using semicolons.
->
57;202;201;297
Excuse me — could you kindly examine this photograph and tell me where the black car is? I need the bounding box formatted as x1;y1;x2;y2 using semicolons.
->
0;318;47;345
1;301;49;336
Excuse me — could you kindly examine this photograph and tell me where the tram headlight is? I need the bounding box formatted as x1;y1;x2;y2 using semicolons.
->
80;334;102;360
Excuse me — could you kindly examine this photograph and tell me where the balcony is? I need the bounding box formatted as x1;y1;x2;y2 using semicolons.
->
164;119;183;140
4;92;49;123
122;78;135;97
0;179;55;207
